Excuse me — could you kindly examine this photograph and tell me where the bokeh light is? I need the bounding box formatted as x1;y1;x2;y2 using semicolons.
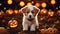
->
0;12;2;15
4;7;6;10
57;10;60;15
6;9;13;15
0;11;4;15
14;10;19;14
48;11;54;16
41;2;47;8
40;9;47;14
51;0;56;5
2;19;6;23
56;7;58;10
27;2;32;6
35;2;40;7
19;1;25;7
0;3;2;6
32;1;34;4
7;0;13;5
57;10;60;13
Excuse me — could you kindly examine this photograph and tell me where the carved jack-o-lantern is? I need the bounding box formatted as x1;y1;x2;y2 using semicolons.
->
8;20;18;28
47;28;58;34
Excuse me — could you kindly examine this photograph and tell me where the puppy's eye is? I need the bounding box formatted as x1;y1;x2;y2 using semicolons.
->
32;11;34;13
27;12;29;13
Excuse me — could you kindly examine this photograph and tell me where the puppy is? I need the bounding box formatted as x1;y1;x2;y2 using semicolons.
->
20;6;40;31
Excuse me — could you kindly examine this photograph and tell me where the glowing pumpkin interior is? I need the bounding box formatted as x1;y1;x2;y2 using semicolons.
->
8;20;18;28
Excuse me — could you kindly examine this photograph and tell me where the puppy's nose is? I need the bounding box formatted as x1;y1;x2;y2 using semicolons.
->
29;15;32;18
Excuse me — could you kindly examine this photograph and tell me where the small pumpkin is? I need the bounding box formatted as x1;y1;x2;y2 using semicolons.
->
47;27;58;34
8;19;18;28
0;27;9;34
40;29;47;34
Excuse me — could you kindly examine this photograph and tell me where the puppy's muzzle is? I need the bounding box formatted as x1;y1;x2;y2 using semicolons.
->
29;15;32;18
27;15;34;21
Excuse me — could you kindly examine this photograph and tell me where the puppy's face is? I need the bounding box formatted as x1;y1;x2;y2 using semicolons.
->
22;6;39;21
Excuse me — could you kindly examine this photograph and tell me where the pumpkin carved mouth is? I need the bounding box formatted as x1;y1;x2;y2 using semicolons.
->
9;22;18;28
8;20;18;28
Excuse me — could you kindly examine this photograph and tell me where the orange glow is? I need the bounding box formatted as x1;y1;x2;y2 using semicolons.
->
40;9;47;14
43;10;47;14
14;10;19;14
35;2;40;7
0;11;4;15
2;20;6;23
6;9;13;15
57;10;60;13
51;0;56;5
41;2;47;8
19;10;23;14
7;0;12;5
0;12;2;15
19;1;25;7
8;20;18;28
40;29;47;34
48;11;54;16
27;2;32;6
57;10;60;15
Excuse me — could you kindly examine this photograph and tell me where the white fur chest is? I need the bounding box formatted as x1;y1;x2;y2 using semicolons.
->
23;15;36;26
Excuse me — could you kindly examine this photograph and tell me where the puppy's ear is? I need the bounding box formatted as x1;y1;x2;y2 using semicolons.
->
33;7;40;15
21;6;29;13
